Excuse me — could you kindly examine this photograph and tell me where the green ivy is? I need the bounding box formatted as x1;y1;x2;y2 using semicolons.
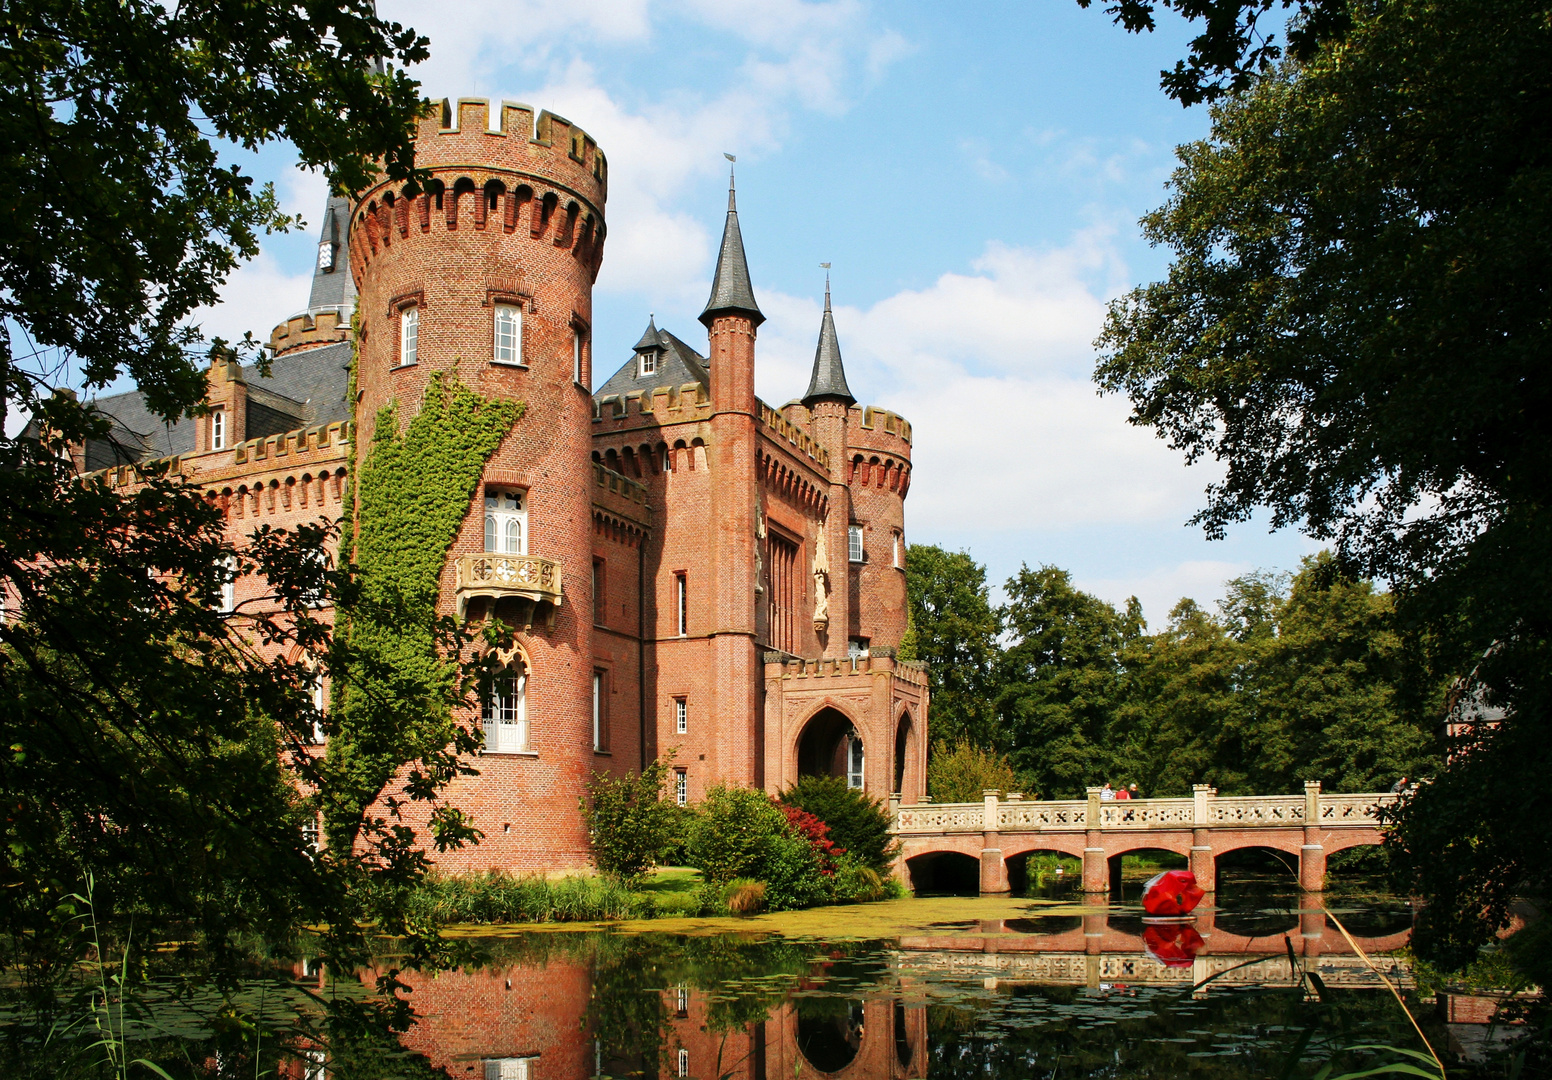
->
324;371;523;846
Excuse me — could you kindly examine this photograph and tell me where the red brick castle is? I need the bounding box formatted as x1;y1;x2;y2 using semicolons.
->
79;98;929;873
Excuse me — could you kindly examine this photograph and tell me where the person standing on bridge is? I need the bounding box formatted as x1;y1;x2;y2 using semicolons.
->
1390;775;1409;794
1115;784;1132;800
1101;782;1116;800
1128;783;1140;798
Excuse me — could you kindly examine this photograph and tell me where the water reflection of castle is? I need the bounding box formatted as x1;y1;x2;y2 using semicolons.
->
358;914;1411;1079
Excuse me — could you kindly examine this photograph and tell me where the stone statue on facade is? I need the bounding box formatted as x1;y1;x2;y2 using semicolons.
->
812;516;830;636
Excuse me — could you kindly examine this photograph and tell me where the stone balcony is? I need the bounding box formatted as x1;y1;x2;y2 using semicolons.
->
454;553;563;628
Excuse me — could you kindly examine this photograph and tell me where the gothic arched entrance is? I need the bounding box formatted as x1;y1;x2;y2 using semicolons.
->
796;707;865;789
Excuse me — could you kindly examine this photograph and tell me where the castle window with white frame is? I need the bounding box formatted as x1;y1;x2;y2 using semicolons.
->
493;303;522;366
574;327;586;384
676;573;687;636
210;408;226;451
677;1049;689;1078
892;530;902;568
483;1059;537;1080
847;734;864;790
399;304;419;367
309;668;327;744
639;348;657;378
848;524;864;563
675;697;687;735
675;769;687;807
484;490;527;554
482;663;529;754
218;554;237;613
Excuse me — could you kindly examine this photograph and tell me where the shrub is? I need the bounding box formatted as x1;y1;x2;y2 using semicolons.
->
685;786;788;886
927;740;1021;803
579;754;678;885
830;858;885;903
724;878;766;916
779;775;898;875
406;871;653;924
760;828;830;911
777;803;843;872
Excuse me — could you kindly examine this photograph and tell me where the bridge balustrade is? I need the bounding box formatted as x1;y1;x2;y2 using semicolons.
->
891;782;1397;897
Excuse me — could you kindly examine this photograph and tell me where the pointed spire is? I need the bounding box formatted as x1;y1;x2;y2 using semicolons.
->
802;273;855;407
633;315;662;352
306;193;356;314
699;165;765;329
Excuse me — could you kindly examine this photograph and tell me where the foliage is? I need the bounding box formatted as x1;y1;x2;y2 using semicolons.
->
909;550;1440;801
1091;0;1551;974
580;755;679;885
685;787;788;887
1075;0;1352;104
903;544;1002;747
325;372;523;851
927;741;1022;804
723;879;767;916
0;0;428;437
779;775;899;876
402;871;658;924
998;564;1145;795
776;803;843;873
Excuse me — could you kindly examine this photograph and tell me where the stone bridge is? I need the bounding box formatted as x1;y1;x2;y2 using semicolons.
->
893;782;1394;895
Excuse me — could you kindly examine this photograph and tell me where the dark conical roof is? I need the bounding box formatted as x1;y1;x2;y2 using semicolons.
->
802;278;855;407
306;194;356;314
633;316;663;351
699;172;764;328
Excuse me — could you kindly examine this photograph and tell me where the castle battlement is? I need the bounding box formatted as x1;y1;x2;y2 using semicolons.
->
592;382;712;424
268;310;350;357
759;400;830;470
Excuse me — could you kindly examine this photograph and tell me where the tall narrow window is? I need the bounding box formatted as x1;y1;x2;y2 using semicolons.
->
675;769;688;807
493;303;522;365
676;986;689;1017
574;328;585;384
218;554;236;613
848;524;864;563
677;1049;689;1078
675;698;687;735
482;666;528;753
892;531;902;568
848;735;865;790
210;408;226;450
593;558;606;624
593;669;609;751
310;670;327;744
399;305;419;366
676;573;687;636
484;491;526;554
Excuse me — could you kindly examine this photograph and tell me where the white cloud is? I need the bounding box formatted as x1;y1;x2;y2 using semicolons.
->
746;232;1213;542
195;251;314;347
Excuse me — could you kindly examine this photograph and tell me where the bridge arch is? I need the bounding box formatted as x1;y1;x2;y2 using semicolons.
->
904;849;980;896
1323;831;1387;857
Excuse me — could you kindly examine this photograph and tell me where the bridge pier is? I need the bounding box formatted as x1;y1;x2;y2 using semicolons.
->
1083;788;1109;894
1300;890;1326;959
1108;855;1123;899
980;790;1010;895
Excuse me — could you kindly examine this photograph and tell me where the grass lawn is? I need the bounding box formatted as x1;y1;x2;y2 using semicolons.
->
637;867;702;896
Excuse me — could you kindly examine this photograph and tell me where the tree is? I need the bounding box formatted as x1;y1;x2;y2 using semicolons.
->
1090;0;1552;967
580;756;679;886
926;741;1023;804
0;0;441;986
779;776;898;876
1076;0;1355;104
997;565;1143;798
903;545;1002;748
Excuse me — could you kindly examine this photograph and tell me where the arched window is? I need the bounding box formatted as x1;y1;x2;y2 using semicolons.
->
484;490;526;554
482;663;528;753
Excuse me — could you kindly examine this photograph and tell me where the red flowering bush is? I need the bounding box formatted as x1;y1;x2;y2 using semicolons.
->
777;802;844;874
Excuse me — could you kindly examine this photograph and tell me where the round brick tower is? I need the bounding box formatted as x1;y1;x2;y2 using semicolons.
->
349;98;607;871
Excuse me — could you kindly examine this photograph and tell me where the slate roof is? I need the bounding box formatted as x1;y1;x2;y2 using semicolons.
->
82;341;353;470
802;278;855;407
594;323;710;400
699;175;763;328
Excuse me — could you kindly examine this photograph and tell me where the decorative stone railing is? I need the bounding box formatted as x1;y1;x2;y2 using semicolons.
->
454;553;562;626
895;783;1395;835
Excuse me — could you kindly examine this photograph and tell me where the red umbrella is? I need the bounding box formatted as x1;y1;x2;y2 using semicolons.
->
1141;869;1206;916
1143;923;1205;967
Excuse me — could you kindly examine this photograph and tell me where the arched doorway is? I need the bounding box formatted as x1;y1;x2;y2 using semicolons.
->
893;712;913;795
797;707;865;789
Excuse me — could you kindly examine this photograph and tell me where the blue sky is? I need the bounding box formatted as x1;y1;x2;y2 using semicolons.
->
197;0;1316;624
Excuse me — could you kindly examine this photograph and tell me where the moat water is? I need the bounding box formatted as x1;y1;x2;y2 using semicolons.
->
6;871;1478;1079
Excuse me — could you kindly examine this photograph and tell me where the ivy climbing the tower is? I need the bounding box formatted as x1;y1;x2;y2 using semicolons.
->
323;370;523;852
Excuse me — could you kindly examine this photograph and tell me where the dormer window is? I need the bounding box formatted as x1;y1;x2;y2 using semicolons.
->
493;303;522;366
638;349;657;377
317;241;335;272
210;408;226;451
